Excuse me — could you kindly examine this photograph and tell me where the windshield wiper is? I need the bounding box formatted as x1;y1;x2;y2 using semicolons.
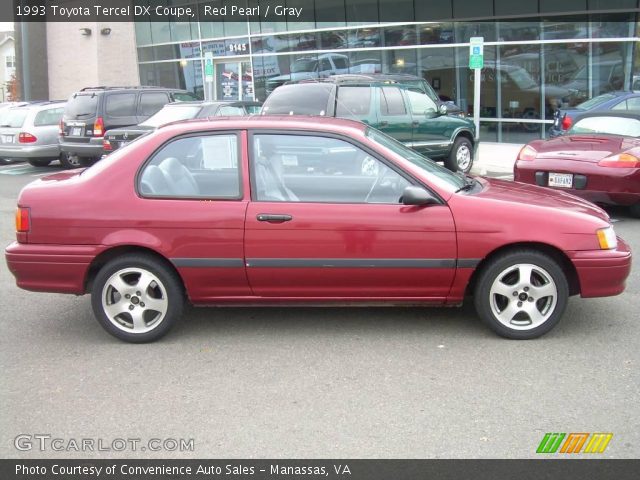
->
74;113;94;118
454;174;476;193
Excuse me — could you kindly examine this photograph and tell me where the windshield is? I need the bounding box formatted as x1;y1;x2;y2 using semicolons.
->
365;128;465;190
65;94;98;119
1;108;29;128
290;59;317;73
140;105;202;127
576;93;617;110
506;68;538;90
569;117;640;137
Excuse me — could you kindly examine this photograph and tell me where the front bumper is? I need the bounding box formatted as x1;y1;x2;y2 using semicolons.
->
569;237;632;298
0;144;60;159
5;242;102;295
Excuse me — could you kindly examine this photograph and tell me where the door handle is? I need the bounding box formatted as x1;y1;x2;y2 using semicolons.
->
379;121;389;127
412;120;419;126
257;214;293;223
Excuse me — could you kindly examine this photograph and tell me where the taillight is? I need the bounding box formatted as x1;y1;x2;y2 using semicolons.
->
103;138;112;151
93;116;104;137
561;115;572;130
16;207;30;233
59;119;64;136
517;144;537;161
18;132;37;143
598;152;640;168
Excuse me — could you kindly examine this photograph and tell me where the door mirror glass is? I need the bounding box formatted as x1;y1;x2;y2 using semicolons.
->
400;185;438;206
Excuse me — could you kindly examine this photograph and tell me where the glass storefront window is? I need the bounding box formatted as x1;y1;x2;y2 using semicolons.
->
139;60;204;99
135;21;153;46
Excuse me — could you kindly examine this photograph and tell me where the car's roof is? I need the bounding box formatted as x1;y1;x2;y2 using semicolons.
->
158;114;368;136
8;100;66;111
164;100;261;108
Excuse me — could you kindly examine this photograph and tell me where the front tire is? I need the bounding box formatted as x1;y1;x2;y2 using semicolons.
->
91;254;184;343
446;136;474;173
473;250;569;339
629;202;640;218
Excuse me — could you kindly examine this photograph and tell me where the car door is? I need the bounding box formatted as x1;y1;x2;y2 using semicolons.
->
406;89;451;158
244;132;457;299
136;131;251;300
375;86;413;144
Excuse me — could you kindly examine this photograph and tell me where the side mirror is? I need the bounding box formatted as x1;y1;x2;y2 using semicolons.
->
438;103;448;115
400;186;439;206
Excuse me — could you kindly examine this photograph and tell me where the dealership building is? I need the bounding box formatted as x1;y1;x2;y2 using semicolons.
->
16;1;640;142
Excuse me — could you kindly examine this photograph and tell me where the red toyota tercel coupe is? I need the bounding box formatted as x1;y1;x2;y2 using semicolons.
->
5;116;631;342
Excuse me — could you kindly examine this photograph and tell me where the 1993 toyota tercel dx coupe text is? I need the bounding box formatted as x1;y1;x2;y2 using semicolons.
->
5;116;632;342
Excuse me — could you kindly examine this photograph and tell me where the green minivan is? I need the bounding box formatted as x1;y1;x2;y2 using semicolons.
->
261;81;477;172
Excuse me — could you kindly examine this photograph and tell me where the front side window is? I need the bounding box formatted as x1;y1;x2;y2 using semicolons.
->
406;90;438;116
139;134;240;198
252;134;410;204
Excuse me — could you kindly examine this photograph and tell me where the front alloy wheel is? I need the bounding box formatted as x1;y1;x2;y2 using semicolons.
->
474;250;569;339
91;254;184;342
446;137;474;173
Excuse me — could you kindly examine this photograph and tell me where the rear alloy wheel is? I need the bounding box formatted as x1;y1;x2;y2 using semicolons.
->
60;153;94;169
474;250;569;339
27;158;52;167
91;254;184;343
446;137;473;173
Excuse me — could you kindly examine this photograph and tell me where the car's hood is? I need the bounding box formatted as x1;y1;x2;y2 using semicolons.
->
532;135;640;162
476;177;609;222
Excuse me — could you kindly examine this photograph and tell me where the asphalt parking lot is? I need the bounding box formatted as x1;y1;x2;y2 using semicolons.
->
1;160;638;459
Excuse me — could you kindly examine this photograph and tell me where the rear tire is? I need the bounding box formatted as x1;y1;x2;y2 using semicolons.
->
629;203;640;218
474;249;569;339
445;136;474;173
91;254;185;343
60;153;94;169
27;158;52;167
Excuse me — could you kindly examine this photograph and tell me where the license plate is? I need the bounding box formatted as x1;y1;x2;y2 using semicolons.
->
71;127;82;136
548;172;573;188
1;135;13;143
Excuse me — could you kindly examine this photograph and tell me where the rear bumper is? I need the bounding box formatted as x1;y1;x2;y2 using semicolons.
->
60;138;103;158
0;144;60;159
4;242;101;294
569;237;632;298
514;159;640;207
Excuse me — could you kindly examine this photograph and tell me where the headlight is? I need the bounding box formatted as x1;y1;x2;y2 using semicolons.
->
597;226;617;250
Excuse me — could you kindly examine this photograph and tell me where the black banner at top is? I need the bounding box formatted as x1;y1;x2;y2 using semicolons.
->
6;0;640;24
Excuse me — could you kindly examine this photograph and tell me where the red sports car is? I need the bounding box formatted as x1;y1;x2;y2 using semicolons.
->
515;111;640;217
5;116;631;342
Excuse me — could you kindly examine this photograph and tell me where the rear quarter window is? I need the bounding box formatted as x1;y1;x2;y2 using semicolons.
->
262;85;332;115
34;107;65;126
336;86;371;116
105;93;137;117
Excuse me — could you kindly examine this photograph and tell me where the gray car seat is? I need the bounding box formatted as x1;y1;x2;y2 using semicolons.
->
139;165;172;195
159;157;200;196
